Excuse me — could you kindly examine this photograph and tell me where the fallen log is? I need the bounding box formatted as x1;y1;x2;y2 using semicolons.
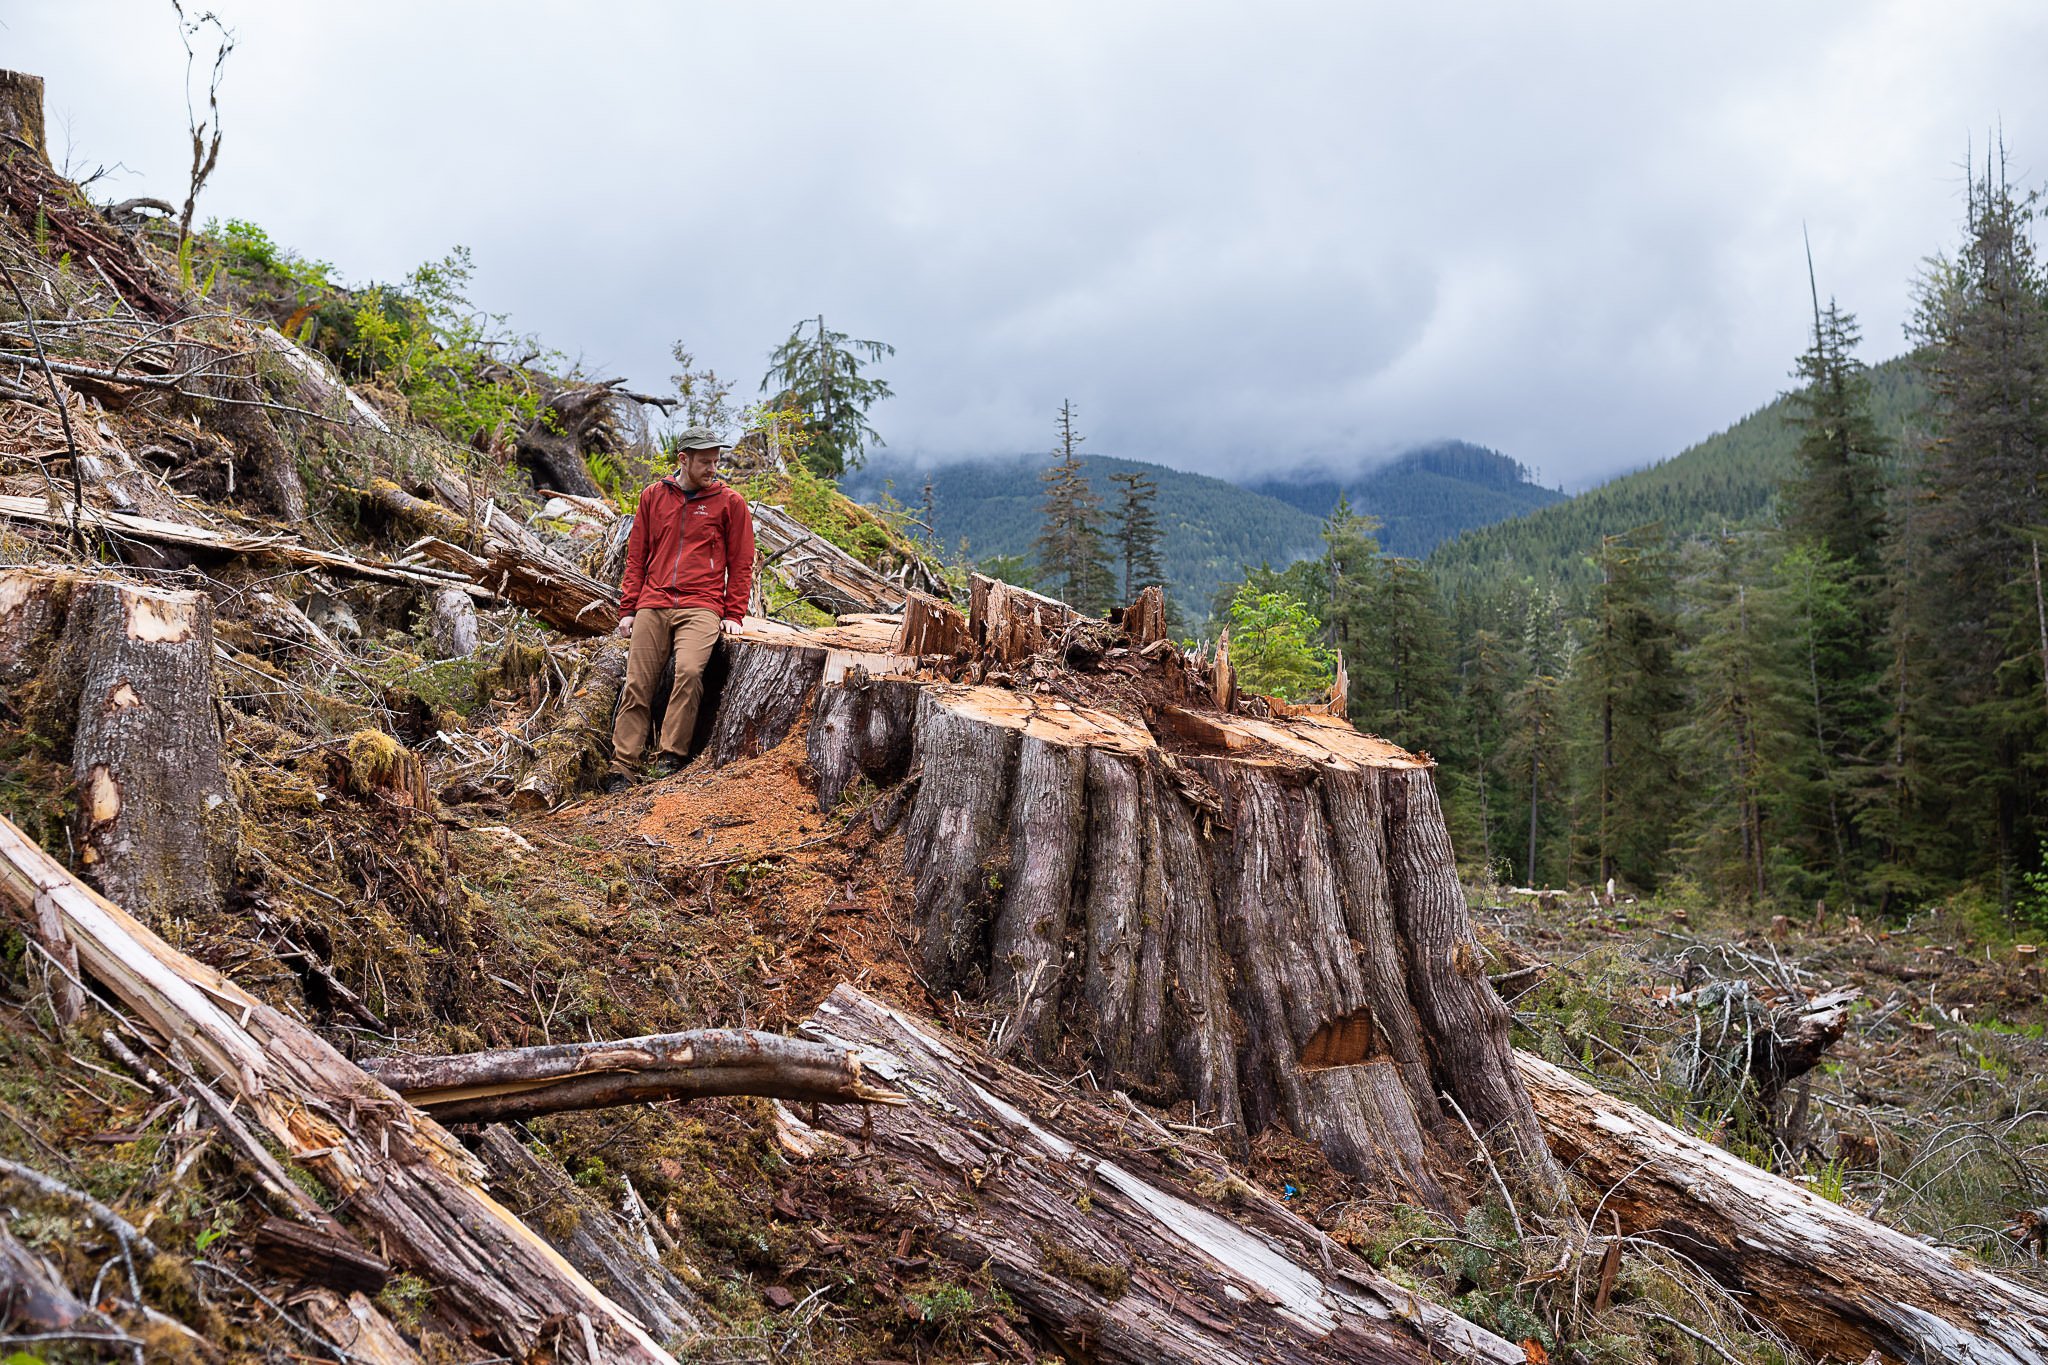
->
705;623;1568;1215
0;814;677;1364
0;493;492;596
783;984;1524;1364
751;500;910;615
510;637;628;811
360;1026;903;1124
475;1125;706;1344
1516;1051;2048;1365
0;1222;85;1331
410;534;619;634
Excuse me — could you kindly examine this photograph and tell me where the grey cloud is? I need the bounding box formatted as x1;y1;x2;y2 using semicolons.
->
8;1;2047;486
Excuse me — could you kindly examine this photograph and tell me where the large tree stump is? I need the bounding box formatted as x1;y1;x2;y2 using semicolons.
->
782;984;1525;1364
703;623;1568;1214
0;70;48;165
0;570;237;920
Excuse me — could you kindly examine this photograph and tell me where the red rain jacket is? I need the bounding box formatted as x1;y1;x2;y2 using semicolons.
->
618;477;755;622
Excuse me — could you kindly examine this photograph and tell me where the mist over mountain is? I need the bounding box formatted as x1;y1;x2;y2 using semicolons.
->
1243;441;1565;559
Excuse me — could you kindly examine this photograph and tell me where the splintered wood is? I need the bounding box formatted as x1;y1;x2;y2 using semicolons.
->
784;985;1526;1365
0;815;679;1365
969;572;1078;662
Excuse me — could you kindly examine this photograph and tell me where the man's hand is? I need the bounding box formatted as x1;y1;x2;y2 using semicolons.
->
721;618;743;635
615;613;635;639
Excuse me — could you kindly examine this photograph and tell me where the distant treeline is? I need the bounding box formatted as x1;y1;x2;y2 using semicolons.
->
1215;159;2048;924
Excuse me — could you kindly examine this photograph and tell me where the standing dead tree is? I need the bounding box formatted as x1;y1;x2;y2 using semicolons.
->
170;2;232;276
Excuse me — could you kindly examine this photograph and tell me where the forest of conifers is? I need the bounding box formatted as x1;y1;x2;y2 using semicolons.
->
1221;161;2048;920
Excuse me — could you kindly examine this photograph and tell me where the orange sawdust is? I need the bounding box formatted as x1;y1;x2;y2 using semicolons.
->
543;729;927;1032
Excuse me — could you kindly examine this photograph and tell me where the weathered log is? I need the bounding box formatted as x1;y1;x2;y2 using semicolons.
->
361;1027;904;1124
511;639;628;811
411;535;619;635
0;70;49;164
252;1215;391;1296
969;573;1079;662
787;984;1524;1364
723;625;1569;1214
426;585;479;659
1517;1052;2048;1365
252;324;392;432
475;1125;707;1346
0;1221;84;1330
751;501;909;615
894;588;970;656
0;814;677;1364
0;493;491;596
297;1291;425;1365
0;573;238;921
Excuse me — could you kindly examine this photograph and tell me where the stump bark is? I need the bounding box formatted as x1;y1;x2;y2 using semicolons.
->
0;570;237;920
706;619;1569;1214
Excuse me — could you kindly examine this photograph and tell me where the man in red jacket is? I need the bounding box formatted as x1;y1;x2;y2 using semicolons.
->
603;427;755;791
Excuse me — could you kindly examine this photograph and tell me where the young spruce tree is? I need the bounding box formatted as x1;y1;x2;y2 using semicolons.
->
1033;401;1117;614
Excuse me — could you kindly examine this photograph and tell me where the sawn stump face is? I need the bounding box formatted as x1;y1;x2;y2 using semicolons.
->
716;629;1565;1209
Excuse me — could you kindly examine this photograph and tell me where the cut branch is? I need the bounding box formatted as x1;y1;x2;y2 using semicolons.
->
360;1027;904;1124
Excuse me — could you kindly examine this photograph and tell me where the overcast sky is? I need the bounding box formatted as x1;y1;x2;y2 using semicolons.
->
8;2;2045;487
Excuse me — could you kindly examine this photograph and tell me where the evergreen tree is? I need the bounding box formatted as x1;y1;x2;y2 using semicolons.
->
1783;278;1888;574
1226;585;1336;702
760;315;894;478
1573;527;1684;887
1497;590;1573;886
1895;148;2048;902
1032;401;1117;614
1672;531;1795;902
1108;469;1166;601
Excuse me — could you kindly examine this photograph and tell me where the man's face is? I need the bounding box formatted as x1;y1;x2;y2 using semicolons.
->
680;447;721;487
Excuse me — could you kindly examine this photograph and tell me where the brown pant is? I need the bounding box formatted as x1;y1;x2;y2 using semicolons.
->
610;607;721;772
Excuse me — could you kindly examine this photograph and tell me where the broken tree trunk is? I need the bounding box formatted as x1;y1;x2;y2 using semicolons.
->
0;493;492;597
784;984;1524;1364
515;384;611;499
894;588;970;657
1517;1052;2048;1365
411;535;620;635
510;638;628;811
0;813;678;1365
475;1125;707;1345
969;573;1078;663
0;570;238;920
361;1026;904;1124
705;622;1569;1216
750;500;911;615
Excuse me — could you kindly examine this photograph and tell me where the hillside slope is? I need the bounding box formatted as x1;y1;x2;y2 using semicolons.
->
844;451;1327;612
1427;355;1928;597
1245;440;1567;558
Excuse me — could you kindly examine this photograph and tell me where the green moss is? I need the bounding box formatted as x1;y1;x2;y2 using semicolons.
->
1032;1235;1129;1300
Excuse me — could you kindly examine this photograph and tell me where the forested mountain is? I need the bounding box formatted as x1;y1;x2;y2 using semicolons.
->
844;452;1326;613
1245;440;1566;558
847;441;1563;613
1428;356;1928;597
